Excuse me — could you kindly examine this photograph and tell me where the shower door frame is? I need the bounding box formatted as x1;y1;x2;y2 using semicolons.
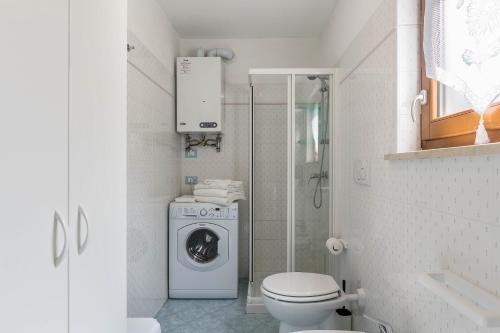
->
248;68;336;283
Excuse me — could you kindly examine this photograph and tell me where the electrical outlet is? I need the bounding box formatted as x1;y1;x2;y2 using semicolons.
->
185;149;197;158
185;176;198;185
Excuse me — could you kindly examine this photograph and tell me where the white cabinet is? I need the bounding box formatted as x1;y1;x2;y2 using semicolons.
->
0;1;69;332
0;0;126;332
68;0;127;332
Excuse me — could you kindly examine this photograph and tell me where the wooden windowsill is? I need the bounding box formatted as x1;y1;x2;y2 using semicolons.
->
384;142;500;160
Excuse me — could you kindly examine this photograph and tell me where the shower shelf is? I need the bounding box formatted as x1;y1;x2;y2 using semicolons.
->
418;270;500;327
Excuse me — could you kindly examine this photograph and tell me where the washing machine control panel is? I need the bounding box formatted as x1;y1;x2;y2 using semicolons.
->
171;203;238;220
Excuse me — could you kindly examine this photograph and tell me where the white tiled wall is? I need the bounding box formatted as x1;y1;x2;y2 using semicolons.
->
180;99;251;277
179;39;322;279
326;0;500;332
127;31;181;317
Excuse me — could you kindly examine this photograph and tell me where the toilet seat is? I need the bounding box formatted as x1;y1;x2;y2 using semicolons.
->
262;287;341;303
261;272;342;303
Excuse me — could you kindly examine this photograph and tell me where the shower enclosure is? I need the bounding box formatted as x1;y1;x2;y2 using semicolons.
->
247;69;335;312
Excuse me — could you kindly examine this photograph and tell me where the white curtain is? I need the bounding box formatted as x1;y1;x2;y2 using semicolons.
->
423;0;500;144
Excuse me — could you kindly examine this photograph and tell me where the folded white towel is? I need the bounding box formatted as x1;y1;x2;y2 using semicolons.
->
203;179;243;187
195;179;244;192
194;196;233;206
174;195;196;203
195;185;244;194
193;189;229;198
203;179;233;184
194;183;231;190
194;193;246;206
230;193;246;201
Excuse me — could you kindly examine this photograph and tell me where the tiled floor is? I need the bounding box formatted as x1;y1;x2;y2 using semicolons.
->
155;280;279;333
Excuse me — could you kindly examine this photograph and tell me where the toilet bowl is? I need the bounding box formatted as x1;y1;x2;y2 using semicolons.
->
261;272;355;333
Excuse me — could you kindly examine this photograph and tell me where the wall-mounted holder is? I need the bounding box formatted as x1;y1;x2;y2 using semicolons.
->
345;288;366;312
184;133;222;153
326;237;349;256
418;270;500;327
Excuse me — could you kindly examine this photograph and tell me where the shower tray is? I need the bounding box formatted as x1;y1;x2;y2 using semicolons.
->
246;280;267;314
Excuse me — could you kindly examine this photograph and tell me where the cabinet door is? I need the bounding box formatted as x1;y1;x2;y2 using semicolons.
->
68;0;127;332
0;1;69;333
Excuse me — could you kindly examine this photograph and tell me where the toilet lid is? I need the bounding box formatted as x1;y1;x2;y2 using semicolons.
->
262;272;341;297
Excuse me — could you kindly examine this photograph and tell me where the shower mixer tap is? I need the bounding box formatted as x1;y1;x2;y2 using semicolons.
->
308;171;328;184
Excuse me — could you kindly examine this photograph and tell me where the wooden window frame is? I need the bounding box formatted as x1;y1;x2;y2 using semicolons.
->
420;1;500;150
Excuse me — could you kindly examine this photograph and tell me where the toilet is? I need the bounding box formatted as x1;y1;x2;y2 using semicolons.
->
261;272;362;333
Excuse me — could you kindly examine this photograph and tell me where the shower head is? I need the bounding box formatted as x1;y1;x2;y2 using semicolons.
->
308;75;329;92
307;75;328;81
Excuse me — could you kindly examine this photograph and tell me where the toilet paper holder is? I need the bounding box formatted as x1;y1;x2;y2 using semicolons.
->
325;237;349;255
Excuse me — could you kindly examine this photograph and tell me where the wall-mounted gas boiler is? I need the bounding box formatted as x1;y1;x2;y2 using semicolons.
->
176;57;224;133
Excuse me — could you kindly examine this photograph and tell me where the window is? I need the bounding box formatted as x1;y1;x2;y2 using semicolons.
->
307;106;319;162
420;0;500;150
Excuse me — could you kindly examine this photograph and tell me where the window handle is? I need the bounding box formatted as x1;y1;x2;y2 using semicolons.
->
411;89;428;122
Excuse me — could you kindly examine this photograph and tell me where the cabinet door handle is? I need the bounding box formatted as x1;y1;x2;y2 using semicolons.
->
53;211;67;267
77;206;89;255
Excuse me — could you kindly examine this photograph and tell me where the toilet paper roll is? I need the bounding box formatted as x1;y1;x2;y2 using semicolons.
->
326;237;344;255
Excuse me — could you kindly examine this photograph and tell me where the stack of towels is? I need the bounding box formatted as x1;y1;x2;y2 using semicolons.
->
193;179;246;206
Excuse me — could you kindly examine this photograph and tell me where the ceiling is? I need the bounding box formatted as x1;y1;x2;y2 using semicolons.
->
158;0;338;39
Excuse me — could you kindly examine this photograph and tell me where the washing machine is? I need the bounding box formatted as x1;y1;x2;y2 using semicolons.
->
169;202;239;298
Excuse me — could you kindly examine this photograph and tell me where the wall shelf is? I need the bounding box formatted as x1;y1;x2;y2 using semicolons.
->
418;270;500;328
385;142;500;160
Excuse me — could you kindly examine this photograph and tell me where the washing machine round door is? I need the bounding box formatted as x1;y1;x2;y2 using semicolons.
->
177;223;229;272
186;228;219;264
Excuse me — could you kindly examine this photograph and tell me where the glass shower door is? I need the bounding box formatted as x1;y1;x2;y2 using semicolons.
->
293;75;331;274
251;75;289;286
247;70;334;313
